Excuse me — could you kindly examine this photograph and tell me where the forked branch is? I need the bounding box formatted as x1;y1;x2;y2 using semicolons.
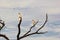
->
23;21;39;36
19;14;48;39
0;13;48;40
0;34;9;40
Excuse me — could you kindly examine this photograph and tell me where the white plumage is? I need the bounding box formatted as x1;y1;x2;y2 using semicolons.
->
18;13;22;21
32;19;36;25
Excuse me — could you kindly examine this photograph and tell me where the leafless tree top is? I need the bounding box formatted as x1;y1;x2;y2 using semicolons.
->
0;13;48;40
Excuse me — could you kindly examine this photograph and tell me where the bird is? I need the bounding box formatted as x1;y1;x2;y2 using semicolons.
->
32;19;36;25
18;13;22;21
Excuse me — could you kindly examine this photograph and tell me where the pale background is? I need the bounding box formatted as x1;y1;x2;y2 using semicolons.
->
0;0;60;40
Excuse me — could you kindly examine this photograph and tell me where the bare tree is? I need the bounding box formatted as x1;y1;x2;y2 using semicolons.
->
0;13;48;40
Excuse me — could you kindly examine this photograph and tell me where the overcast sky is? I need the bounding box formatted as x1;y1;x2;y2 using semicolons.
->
0;0;60;40
0;0;60;14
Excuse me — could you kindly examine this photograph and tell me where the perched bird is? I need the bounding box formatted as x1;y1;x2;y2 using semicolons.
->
18;13;22;21
32;19;36;25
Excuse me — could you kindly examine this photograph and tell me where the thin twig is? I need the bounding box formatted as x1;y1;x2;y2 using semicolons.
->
36;14;48;32
23;21;39;36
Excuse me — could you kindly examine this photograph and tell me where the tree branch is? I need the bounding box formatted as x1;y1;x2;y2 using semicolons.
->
19;31;47;39
23;21;39;36
36;14;48;32
19;14;48;39
0;34;9;40
17;17;22;40
0;13;48;40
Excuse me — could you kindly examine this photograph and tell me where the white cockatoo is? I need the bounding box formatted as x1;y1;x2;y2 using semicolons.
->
32;19;36;25
18;13;22;21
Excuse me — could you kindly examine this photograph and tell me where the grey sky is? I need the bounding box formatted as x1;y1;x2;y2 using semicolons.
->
0;0;60;40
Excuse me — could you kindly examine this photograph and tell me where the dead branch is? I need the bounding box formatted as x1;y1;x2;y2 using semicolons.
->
23;21;39;36
36;14;48;32
0;13;48;40
19;14;48;39
19;31;47;39
0;34;9;40
17;16;22;40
